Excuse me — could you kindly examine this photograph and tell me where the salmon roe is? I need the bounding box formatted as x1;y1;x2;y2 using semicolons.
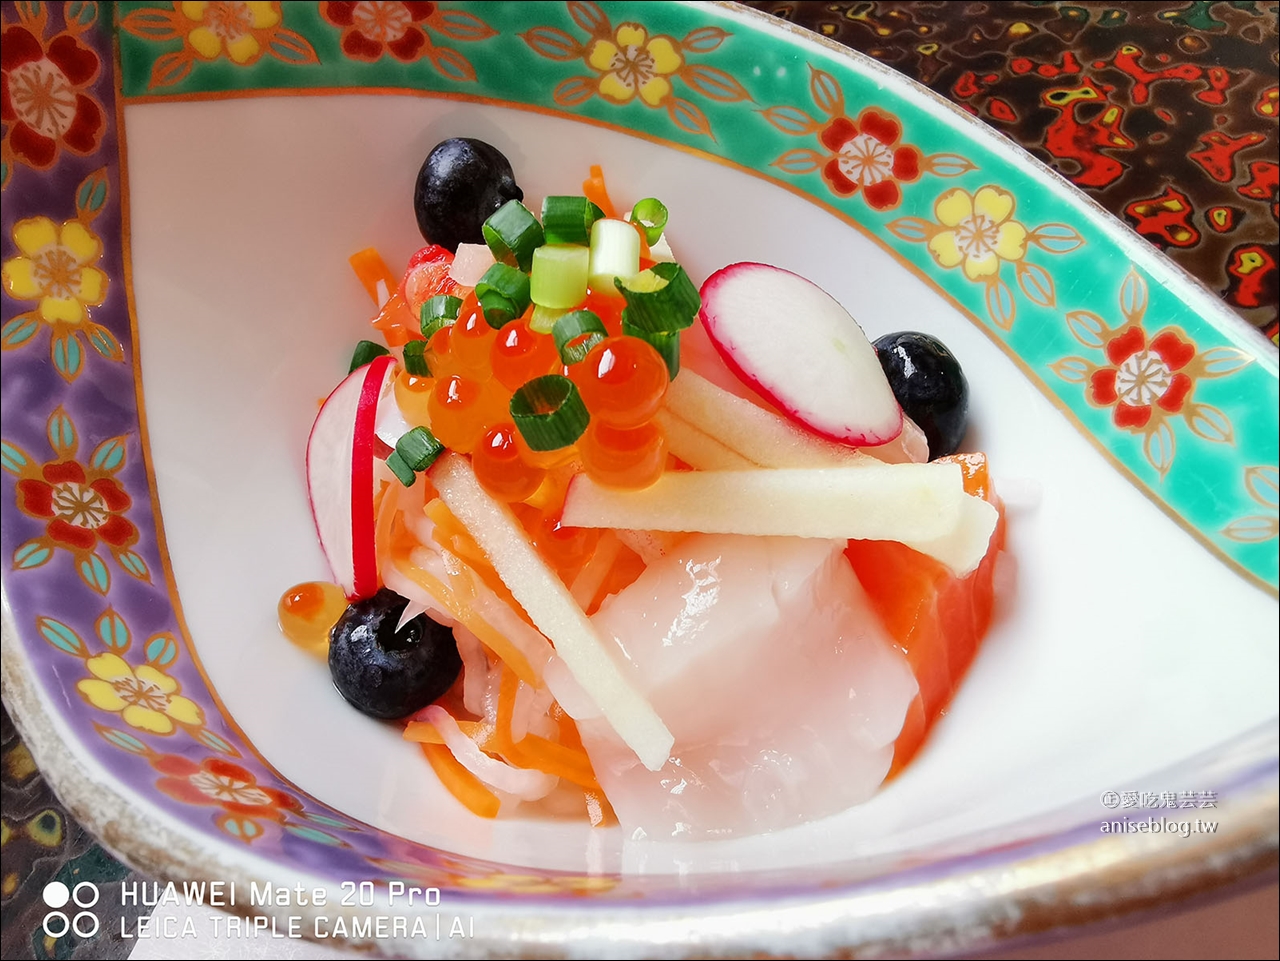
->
393;370;435;426
278;581;347;656
581;289;625;336
513;503;600;581
513;429;578;471
490;319;559;392
473;423;547;502
451;296;495;374
571;336;670;429
428;374;488;453
578;419;667;489
428;323;453;356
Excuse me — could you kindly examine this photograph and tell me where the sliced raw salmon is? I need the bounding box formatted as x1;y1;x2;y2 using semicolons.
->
844;452;1005;775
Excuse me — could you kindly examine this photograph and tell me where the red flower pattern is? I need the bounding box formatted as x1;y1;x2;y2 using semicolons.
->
154;756;302;820
16;459;137;551
1;23;105;171
321;1;435;62
1088;325;1197;430
819;108;923;210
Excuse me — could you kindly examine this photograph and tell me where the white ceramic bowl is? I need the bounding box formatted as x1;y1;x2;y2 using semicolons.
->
2;2;1276;957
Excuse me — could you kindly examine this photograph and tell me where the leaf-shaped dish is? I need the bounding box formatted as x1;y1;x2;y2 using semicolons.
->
2;2;1276;957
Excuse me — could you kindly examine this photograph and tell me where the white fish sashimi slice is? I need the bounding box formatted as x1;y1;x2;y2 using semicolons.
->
579;533;917;839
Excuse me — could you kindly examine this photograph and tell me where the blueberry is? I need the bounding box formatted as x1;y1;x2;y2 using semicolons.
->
873;331;969;458
413;138;523;251
328;588;461;720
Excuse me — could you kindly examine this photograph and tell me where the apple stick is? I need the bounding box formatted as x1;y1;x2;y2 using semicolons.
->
429;453;674;771
562;464;998;575
900;491;1000;576
665;369;872;469
653;408;755;470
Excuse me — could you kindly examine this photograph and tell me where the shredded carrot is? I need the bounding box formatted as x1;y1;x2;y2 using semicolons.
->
425;499;529;618
389;517;540;685
582;165;617;220
475;665;603;791
506;735;601;792
552;701;586;751
370;290;418;347
421;743;500;818
349;247;398;305
404;719;493;746
496;663;519;742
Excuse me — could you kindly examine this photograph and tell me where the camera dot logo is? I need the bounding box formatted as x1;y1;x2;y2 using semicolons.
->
42;880;100;939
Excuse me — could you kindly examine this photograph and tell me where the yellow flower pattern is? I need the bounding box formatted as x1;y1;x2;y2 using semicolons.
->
889;184;1084;329
927;187;1028;282
520;2;750;140
119;2;318;90
181;0;281;65
0;168;122;381
77;652;204;735
2;216;108;324
587;24;682;107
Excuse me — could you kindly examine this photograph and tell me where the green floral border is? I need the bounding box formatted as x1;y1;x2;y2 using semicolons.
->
112;0;1279;591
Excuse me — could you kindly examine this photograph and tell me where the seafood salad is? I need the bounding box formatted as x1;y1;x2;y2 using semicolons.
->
279;138;1006;839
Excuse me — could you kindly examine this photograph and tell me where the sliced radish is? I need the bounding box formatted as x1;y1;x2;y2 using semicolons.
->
699;263;903;446
306;355;395;599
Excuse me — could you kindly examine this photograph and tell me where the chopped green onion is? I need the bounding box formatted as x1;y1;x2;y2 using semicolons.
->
624;319;680;379
531;244;590;309
552;310;608;365
588;218;640;296
542;196;604;245
475;263;531;329
629;197;668;245
614;262;700;334
402;340;430;376
529;303;569;334
482;200;544;272
420;294;462;339
349;339;390;373
510;375;590;451
385;450;417;487
396;426;444;471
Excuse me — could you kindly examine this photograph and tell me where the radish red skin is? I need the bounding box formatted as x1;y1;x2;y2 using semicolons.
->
350;356;393;598
307;354;395;600
698;263;903;447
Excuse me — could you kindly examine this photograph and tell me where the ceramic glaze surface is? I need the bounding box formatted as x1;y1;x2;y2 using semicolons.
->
1;2;1276;957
